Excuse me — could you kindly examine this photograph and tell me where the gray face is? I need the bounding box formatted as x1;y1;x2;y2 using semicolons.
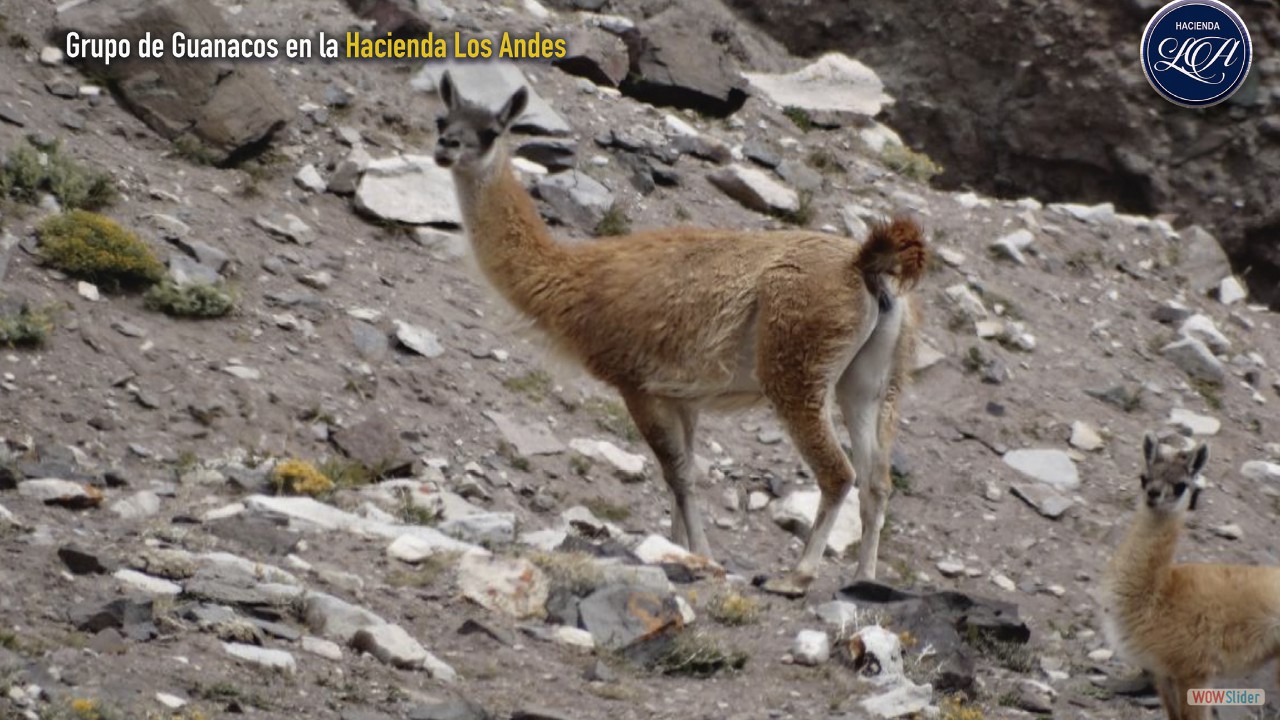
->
433;106;500;170
1140;432;1208;514
432;73;528;171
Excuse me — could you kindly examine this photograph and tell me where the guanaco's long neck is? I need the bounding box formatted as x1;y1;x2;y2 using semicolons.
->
451;148;573;321
1109;508;1181;604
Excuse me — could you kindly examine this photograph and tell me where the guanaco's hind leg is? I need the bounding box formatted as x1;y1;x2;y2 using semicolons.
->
1173;676;1210;720
622;391;710;557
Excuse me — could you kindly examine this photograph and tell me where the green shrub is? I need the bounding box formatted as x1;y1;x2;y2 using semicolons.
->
0;304;51;348
38;211;164;290
595;204;631;237
782;106;813;132
0;140;117;210
144;280;234;318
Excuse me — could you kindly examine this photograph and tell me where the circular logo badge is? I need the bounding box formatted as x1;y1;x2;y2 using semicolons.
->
1140;0;1252;108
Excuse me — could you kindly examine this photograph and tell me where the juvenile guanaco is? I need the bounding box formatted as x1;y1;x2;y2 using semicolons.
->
1104;432;1280;719
432;72;926;596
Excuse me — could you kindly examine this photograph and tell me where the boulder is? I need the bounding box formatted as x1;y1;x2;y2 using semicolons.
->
620;6;749;116
555;28;630;87
355;155;461;226
743;53;890;118
708;165;799;215
54;0;289;164
535;171;613;229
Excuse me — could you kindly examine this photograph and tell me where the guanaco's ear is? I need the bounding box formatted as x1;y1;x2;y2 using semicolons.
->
495;86;529;132
1187;442;1209;478
1142;432;1160;470
439;71;457;111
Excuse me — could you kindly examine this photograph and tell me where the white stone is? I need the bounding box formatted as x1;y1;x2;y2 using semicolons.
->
1002;449;1080;490
632;534;719;575
1179;314;1232;354
1069;421;1104;452
17;479;98;505
747;491;770;511
223;643;296;674
387;534;469;564
521;0;549;19
992;573;1017;592
244;495;484;554
304;591;385;643
991;229;1035;265
550;625;595;650
394;320;445;358
744;53;891;117
945;284;989;321
77;281;100;302
114;569;182;596
351;623;430;669
662;114;699;137
110;491;161;520
1168;408;1221;436
1241;460;1280;483
294;164;326;193
486;411;565;456
568;438;646;479
457;554;549;619
224;365;261;381
155;693;186;710
1219;276;1247;305
301;636;343;661
0;502;15;526
936;559;965;577
439;512;517;546
1211;523;1243;540
708;164;799;214
861;682;933;719
356;155;460;226
936;248;966;267
1088;648;1114;663
792;630;830;666
40;46;65;66
771;489;862;556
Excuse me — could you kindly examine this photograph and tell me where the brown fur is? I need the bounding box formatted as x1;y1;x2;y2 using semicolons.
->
1104;434;1280;720
435;76;925;593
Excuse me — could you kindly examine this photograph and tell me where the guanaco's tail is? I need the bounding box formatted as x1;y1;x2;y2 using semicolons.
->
853;216;928;293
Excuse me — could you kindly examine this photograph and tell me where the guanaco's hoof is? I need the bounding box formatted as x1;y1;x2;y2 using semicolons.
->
753;573;810;599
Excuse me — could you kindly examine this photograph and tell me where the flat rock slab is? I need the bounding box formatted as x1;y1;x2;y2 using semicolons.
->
708;164;799;215
485;411;566;456
744;53;891;117
1167;408;1221;436
1011;483;1074;519
535;170;613;229
1161;336;1225;384
413;62;570;136
18;478;104;508
55;0;289;163
244;495;483;554
1002;449;1079;491
223;642;296;675
394;320;446;358
355;155;461;226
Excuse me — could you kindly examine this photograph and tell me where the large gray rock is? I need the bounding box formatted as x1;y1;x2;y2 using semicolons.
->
579;584;684;650
744;53;891;118
330;415;415;478
413;62;570;136
621;6;749;116
54;0;289;164
1179;225;1234;296
1161;336;1226;384
770;489;861;556
535;171;613;229
485;411;566;456
555;28;630;87
355;155;461;226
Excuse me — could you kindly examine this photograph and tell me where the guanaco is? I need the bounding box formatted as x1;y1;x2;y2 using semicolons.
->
432;72;926;596
1104;432;1280;720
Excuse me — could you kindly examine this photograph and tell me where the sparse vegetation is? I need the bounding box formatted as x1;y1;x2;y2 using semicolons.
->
965;627;1035;673
172;135;218;166
319;457;374;489
939;695;986;720
1;140;117;211
38;211;164;290
707;592;761;626
579;396;641;442
583;497;630;522
394;486;441;525
879;143;942;183
1191;377;1223;410
0;303;52;348
782;106;813;132
529;550;605;596
595;204;631;237
503;369;554;401
569;453;593;477
270;458;335;497
774;190;816;227
652;632;748;677
497;441;532;472
144;280;235;318
673;205;692;222
805;149;845;174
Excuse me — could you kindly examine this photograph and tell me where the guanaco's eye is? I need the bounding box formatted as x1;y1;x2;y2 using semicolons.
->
478;129;499;147
435;116;447;132
1139;474;1151;488
1173;482;1188;495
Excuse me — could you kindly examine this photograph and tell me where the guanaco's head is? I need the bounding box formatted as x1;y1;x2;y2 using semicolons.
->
433;71;528;174
1140;431;1208;515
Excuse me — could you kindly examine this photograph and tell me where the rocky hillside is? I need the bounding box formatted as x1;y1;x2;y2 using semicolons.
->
2;0;1280;719
725;0;1280;309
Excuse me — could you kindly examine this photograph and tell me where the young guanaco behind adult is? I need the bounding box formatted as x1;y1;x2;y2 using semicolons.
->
432;72;926;596
1104;432;1280;719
